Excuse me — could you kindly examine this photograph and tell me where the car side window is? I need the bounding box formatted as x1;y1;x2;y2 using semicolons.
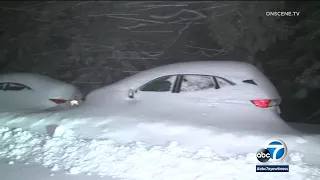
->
180;75;216;92
215;76;235;88
140;75;177;92
0;83;7;91
6;83;32;91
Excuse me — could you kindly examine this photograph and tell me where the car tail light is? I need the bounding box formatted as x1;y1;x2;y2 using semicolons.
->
49;99;67;104
251;99;281;108
251;99;272;108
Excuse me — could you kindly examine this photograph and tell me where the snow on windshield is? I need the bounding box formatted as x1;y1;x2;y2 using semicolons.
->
180;75;215;92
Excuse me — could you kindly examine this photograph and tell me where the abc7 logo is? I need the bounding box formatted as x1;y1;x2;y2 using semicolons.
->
256;139;287;163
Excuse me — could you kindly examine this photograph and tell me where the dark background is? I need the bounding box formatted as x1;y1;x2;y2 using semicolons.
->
0;1;319;123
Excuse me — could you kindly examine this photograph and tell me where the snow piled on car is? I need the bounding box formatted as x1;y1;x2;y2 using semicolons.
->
0;126;320;180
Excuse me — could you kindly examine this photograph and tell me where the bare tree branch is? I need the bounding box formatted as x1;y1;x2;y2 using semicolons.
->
0;1;92;14
119;1;162;6
145;4;188;7
118;23;147;30
75;43;114;49
107;57;157;60
196;3;231;11
106;15;165;24
0;6;40;13
141;8;207;60
167;19;187;24
182;1;217;4
21;1;56;10
155;21;193;59
200;50;227;57
171;21;193;46
130;40;163;58
131;31;174;33
173;22;207;25
185;45;228;53
72;14;140;19
140;52;163;57
181;51;199;55
83;48;111;52
135;40;155;44
213;9;236;19
150;9;206;21
57;1;94;11
103;66;141;73
133;3;188;13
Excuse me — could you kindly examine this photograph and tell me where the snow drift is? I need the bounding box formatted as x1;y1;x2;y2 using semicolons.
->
0;105;320;179
1;126;320;180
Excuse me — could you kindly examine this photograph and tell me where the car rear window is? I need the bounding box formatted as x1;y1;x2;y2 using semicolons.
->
243;79;257;85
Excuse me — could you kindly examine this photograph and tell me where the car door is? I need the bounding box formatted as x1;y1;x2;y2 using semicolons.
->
127;75;180;120
0;82;35;111
174;74;243;127
171;74;224;124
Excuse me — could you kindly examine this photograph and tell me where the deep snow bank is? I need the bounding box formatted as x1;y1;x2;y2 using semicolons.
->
0;109;320;162
0;126;320;180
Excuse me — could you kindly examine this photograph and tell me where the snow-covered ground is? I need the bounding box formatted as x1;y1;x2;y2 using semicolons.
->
1;107;320;179
0;158;116;180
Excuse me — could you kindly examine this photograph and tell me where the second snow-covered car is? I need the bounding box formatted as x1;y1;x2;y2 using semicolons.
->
0;73;83;112
84;61;290;132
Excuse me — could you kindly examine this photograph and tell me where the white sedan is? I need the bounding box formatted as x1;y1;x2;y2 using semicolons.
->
0;73;83;112
84;61;292;133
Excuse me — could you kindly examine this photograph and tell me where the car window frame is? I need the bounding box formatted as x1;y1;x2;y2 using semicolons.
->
0;82;33;91
138;74;235;93
176;74;217;93
214;76;236;89
176;74;235;93
138;75;179;93
0;82;7;91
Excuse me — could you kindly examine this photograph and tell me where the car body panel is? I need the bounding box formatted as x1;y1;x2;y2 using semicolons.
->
88;61;280;97
86;61;280;102
0;73;83;112
84;61;286;132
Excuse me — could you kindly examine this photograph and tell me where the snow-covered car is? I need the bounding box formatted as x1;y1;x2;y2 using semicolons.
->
85;61;284;131
0;73;83;112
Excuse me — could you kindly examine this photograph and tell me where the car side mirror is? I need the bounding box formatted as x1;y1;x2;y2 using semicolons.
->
128;89;135;99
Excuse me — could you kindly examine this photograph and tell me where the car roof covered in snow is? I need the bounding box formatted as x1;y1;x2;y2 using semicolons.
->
143;61;257;74
112;61;263;89
132;61;259;77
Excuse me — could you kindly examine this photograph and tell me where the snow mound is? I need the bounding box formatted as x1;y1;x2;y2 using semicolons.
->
0;110;320;162
1;126;320;180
